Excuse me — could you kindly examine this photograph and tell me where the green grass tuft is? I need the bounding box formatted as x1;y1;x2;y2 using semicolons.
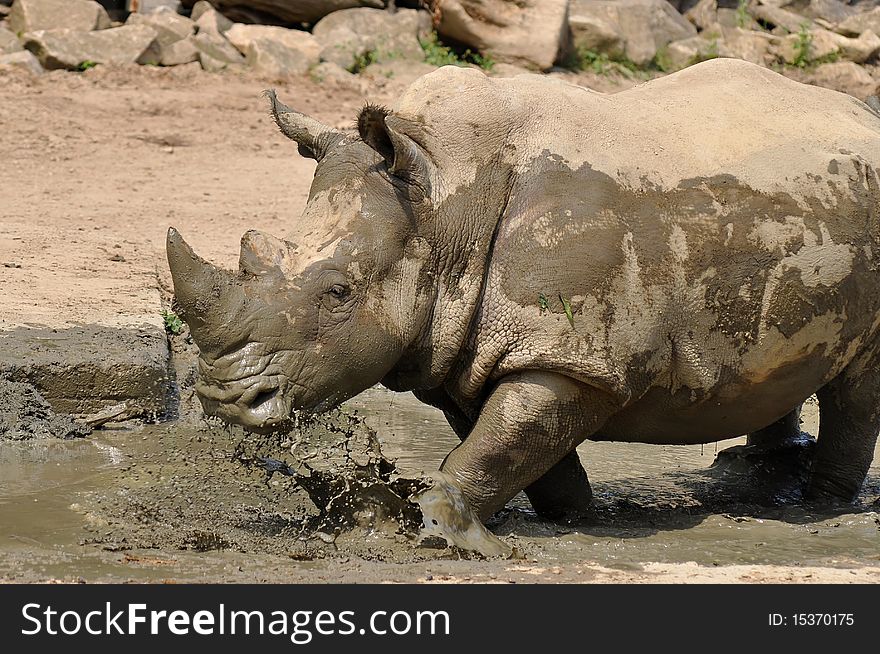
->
420;32;494;71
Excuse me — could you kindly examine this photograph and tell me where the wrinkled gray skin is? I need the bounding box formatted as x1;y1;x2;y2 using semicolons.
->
168;59;880;521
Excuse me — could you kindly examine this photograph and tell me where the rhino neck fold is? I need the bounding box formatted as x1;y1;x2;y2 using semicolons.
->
384;159;517;396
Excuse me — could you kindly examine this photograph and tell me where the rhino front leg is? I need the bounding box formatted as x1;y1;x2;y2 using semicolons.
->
439;371;617;521
428;391;594;520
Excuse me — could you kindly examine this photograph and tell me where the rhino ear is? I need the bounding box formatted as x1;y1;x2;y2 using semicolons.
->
358;104;433;194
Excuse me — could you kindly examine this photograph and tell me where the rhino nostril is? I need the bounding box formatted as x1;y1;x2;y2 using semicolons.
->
249;387;279;409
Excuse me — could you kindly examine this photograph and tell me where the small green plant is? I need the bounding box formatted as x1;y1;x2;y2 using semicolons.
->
308;65;325;83
78;60;98;71
566;46;645;77
538;293;550;313
420;32;494;70
792;23;812;68
349;49;378;74
558;294;575;328
162;309;184;335
468;50;495;71
735;0;750;29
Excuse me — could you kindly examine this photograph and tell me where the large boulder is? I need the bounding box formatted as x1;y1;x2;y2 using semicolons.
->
0;48;42;73
7;0;111;33
126;6;194;48
569;0;697;66
312;7;430;71
23;24;159;69
436;0;568;71
243;37;316;76
0;25;23;54
179;0;385;25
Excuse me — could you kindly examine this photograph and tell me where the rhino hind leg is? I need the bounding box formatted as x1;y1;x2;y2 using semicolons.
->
746;405;803;447
524;450;593;521
806;348;880;503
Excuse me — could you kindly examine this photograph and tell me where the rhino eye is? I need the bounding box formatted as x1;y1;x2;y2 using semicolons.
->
328;283;349;298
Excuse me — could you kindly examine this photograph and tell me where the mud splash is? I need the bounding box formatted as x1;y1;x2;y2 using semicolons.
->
0;379;90;441
231;411;510;558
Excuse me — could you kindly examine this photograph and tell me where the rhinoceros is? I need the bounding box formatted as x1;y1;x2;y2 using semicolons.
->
167;58;880;521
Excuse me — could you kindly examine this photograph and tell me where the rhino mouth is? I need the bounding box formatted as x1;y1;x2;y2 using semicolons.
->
196;375;293;432
194;345;306;433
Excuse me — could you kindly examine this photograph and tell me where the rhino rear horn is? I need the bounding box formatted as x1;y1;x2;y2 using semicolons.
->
264;89;343;161
239;230;297;276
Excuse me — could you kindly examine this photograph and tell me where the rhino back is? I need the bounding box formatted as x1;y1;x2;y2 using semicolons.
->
427;60;880;435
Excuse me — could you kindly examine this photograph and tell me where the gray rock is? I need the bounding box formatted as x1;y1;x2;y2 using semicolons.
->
713;25;779;65
794;0;857;24
436;0;568;71
193;30;242;63
312;7;430;71
8;0;111;34
244;37;316;76
131;0;182;13
656;34;719;71
194;5;233;35
126;6;194;48
188;0;214;21
181;0;384;25
568;10;625;59
836;28;880;63
159;33;199;65
569;0;697;66
836;7;880;38
0;48;41;73
751;3;813;33
198;49;231;71
23;24;159;70
0;25;22;54
806;60;876;99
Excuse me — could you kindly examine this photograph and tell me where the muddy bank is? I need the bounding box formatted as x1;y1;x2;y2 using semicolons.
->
0;379;90;441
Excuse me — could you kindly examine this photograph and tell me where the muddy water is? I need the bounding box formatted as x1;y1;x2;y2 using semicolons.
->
1;387;878;582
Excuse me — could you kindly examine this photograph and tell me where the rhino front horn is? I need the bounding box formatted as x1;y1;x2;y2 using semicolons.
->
166;227;237;322
264;89;343;161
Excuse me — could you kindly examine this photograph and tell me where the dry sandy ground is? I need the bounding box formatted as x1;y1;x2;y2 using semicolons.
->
1;63;878;583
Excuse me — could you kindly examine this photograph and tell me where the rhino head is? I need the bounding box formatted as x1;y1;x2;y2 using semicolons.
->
167;91;440;432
